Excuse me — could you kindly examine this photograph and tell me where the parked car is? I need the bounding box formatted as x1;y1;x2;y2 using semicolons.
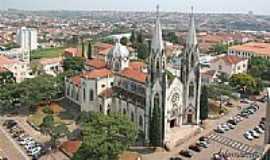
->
188;145;201;152
227;119;237;125
244;132;254;140
248;130;259;138
169;157;183;160
28;146;42;156
179;150;193;158
227;123;235;129
196;141;208;148
199;136;209;143
6;121;17;129
254;126;264;134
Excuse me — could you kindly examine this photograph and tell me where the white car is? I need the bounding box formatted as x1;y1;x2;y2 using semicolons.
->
244;132;254;140
254;126;264;134
227;123;235;129
248;130;260;138
19;137;33;145
28;146;42;156
221;124;230;131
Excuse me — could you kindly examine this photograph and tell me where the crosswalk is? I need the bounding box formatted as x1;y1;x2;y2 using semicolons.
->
208;133;263;155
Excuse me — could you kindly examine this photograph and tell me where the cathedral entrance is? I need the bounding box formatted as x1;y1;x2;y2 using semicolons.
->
187;114;193;124
170;119;176;128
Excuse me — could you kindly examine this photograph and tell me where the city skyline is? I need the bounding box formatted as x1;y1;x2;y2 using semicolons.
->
1;0;270;15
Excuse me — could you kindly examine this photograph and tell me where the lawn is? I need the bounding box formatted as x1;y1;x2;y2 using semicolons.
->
27;103;65;127
31;47;66;60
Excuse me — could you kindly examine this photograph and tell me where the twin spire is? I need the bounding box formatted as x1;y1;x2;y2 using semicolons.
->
151;5;164;52
151;5;198;54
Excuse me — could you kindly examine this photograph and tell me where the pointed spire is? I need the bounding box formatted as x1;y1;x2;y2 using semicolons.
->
186;6;198;47
151;4;164;52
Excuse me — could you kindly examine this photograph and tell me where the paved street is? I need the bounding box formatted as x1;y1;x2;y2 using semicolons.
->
142;101;266;160
0;123;29;160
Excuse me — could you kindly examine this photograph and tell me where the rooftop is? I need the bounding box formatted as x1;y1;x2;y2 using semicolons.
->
81;68;112;79
0;55;18;67
229;42;270;57
85;58;107;69
117;68;147;84
212;55;246;65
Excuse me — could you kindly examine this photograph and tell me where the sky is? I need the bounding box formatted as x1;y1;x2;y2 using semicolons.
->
1;0;270;15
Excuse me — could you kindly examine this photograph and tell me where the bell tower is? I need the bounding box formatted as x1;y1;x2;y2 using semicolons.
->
145;5;167;147
181;7;201;125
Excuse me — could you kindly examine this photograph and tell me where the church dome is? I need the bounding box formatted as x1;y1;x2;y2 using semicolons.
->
108;40;129;59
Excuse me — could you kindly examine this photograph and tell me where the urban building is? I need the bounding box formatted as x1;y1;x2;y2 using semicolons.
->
228;42;270;59
16;27;38;50
65;7;201;148
0;55;31;83
38;57;63;76
210;55;248;77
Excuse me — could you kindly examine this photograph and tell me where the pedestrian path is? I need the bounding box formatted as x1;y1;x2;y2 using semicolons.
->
208;133;263;155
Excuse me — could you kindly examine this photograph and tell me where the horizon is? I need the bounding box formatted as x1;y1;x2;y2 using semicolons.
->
1;0;270;15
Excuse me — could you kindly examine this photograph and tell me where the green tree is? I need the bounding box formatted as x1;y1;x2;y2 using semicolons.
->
82;41;85;58
40;115;69;150
212;43;228;54
63;56;85;73
149;105;162;147
164;32;179;43
0;70;15;86
200;86;209;120
137;43;149;60
73;113;137;160
130;30;136;44
230;73;256;94
137;32;144;43
120;37;128;46
87;41;92;59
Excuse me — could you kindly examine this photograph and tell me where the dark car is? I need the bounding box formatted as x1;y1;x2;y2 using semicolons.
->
199;136;208;142
179;150;193;158
227;119;237;125
6;121;17;129
169;157;182;160
188;145;201;152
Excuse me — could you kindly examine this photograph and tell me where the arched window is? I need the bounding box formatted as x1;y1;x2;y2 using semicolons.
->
83;88;86;101
67;85;70;96
191;54;195;67
107;105;111;115
76;92;79;101
89;90;94;101
139;115;143;127
123;108;127;115
156;59;160;71
131;112;134;122
189;83;194;97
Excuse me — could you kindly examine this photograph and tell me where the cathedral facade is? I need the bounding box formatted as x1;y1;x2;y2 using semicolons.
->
65;7;201;147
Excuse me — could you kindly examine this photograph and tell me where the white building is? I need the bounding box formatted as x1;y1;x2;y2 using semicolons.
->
16;27;38;51
210;55;248;77
0;55;31;83
228;42;270;59
38;57;63;76
65;7;202;148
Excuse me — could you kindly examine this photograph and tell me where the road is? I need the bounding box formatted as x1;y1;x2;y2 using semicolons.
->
0;123;30;160
142;101;266;160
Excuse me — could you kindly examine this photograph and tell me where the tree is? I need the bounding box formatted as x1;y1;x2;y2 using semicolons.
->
212;43;228;54
230;73;256;94
249;57;270;81
81;41;85;58
63;56;85;73
130;30;136;44
0;70;15;86
137;43;149;60
120;37;128;46
40;115;69;150
137;32;144;43
73;113;137;160
200;86;209;120
87;41;92;59
149;105;162;147
164;32;179;43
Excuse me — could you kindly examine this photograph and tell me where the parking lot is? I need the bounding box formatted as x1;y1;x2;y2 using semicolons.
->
183;101;266;160
1;119;47;160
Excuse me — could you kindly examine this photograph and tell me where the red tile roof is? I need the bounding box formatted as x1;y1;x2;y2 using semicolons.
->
0;55;18;67
85;58;107;69
82;68;112;79
118;68;147;84
60;140;81;158
70;75;81;87
229;42;270;57
64;48;81;57
94;42;113;56
129;61;145;71
212;55;246;65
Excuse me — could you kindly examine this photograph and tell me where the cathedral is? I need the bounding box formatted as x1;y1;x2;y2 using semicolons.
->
65;6;201;147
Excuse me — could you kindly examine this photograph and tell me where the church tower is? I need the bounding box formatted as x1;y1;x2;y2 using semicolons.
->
145;5;167;146
181;8;201;125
